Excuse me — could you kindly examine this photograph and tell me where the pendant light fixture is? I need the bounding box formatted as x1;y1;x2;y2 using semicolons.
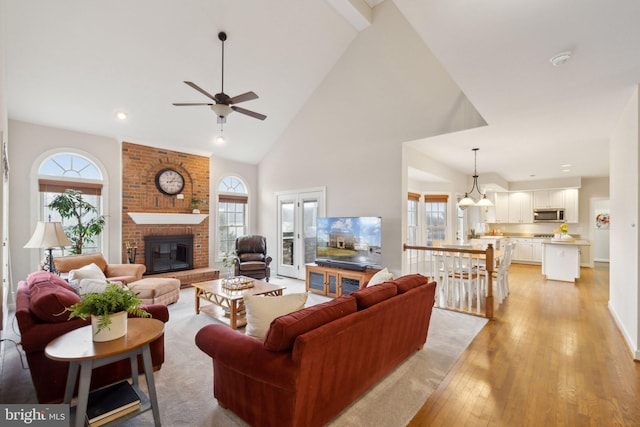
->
458;148;493;208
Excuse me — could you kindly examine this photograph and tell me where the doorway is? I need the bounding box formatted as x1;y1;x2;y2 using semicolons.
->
592;198;610;262
276;188;325;279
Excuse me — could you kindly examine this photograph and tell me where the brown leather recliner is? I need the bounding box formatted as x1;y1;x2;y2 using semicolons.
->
234;235;272;282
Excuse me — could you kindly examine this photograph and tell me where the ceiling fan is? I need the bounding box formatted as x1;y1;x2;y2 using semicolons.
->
173;31;266;123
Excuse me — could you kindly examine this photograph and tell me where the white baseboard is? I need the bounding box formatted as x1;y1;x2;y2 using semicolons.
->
608;302;639;360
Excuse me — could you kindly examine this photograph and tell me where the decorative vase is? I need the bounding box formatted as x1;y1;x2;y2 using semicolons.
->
192;208;200;214
226;265;234;279
91;311;127;342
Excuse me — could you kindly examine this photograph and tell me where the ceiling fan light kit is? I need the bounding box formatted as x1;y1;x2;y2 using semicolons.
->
458;148;493;209
172;31;266;141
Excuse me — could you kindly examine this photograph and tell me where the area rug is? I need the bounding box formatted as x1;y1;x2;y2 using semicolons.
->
0;279;487;426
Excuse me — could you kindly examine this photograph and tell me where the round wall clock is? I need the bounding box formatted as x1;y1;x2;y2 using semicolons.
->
155;168;185;195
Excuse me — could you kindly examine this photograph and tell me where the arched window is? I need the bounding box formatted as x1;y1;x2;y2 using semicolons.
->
217;176;248;258
38;153;104;256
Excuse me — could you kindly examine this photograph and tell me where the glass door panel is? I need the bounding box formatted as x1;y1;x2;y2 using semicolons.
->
276;189;325;279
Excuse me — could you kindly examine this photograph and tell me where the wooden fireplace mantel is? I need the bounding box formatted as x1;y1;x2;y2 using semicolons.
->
128;212;208;225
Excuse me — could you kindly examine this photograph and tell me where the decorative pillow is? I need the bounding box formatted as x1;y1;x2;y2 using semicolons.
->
26;271;75;292
78;278;111;294
391;274;427;294
351;282;397;310
264;295;357;352
68;263;106;292
29;281;80;322
365;267;394;288
244;292;308;340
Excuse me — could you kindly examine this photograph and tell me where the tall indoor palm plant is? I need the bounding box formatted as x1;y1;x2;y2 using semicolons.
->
47;189;106;254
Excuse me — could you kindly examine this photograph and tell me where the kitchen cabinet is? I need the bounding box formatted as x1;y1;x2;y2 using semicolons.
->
533;190;565;209
564;188;579;223
494;192;510;223
510;237;542;263
508;192;533;223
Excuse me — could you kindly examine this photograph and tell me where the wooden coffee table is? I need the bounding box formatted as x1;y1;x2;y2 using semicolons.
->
192;276;285;329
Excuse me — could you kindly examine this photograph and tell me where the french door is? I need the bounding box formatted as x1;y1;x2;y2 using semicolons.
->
276;188;325;279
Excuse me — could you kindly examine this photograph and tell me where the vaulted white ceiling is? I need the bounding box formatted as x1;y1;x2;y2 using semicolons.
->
5;0;637;183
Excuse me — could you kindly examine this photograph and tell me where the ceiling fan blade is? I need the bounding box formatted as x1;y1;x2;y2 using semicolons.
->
172;103;213;106
228;91;258;105
184;81;217;101
231;106;267;120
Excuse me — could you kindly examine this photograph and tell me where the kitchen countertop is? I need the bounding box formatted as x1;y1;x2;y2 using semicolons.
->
541;238;590;246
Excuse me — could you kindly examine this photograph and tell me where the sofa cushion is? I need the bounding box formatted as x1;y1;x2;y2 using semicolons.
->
390;274;427;294
30;280;80;322
351;282;397;310
26;271;75;292
364;267;394;288
244;292;308;340
264;295;357;352
68;263;106;292
239;261;267;271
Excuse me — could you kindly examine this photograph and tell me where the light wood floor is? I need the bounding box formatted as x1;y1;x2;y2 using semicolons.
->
409;262;640;426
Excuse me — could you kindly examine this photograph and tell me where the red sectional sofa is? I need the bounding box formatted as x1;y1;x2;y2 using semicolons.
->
195;274;436;427
15;271;169;403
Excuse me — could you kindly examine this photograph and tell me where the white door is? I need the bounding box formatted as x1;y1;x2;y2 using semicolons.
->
276;189;325;279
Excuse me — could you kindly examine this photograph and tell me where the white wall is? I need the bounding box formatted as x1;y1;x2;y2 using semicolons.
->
258;1;485;276
210;157;258;266
609;85;639;359
8;120;122;298
0;0;8;329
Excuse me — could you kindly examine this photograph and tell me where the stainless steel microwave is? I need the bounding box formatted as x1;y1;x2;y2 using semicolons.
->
533;208;565;222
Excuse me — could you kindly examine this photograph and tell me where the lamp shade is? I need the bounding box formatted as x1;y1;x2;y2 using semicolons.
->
458;194;476;207
24;221;71;249
476;194;494;207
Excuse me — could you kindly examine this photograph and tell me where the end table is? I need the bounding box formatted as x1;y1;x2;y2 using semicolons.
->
45;317;164;427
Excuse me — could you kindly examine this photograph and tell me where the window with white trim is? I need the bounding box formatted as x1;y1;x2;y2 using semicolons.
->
38;153;104;256
217;176;248;258
424;195;448;244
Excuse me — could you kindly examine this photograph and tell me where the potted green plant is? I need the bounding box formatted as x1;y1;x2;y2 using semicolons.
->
65;282;150;342
191;197;204;214
47;189;106;255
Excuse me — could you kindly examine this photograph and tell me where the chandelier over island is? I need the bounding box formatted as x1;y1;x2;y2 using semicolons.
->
458;148;494;208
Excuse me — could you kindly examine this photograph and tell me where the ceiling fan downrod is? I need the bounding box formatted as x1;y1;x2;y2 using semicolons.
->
218;31;226;95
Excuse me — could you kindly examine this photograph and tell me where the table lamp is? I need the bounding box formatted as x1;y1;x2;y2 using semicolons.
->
24;221;71;274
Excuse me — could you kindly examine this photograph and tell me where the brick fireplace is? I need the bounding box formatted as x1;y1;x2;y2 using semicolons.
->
144;234;194;274
122;142;209;270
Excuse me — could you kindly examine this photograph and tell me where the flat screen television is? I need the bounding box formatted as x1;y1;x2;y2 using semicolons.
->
315;216;382;271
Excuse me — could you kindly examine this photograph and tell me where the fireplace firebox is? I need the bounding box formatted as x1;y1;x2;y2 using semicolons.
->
144;234;194;274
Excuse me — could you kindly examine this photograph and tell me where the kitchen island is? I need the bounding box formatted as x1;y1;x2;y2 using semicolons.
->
541;238;591;282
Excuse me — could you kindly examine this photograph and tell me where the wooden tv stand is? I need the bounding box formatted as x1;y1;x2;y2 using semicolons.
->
305;264;379;298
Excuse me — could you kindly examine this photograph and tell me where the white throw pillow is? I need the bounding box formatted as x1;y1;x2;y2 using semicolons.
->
244;292;308;340
78;278;111;294
367;268;394;287
68;263;106;292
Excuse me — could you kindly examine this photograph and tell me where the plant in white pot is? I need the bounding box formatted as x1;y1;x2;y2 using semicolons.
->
65;282;150;342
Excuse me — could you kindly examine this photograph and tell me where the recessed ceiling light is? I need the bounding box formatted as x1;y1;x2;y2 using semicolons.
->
561;164;572;168
562;169;571;173
550;51;572;66
116;111;128;120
